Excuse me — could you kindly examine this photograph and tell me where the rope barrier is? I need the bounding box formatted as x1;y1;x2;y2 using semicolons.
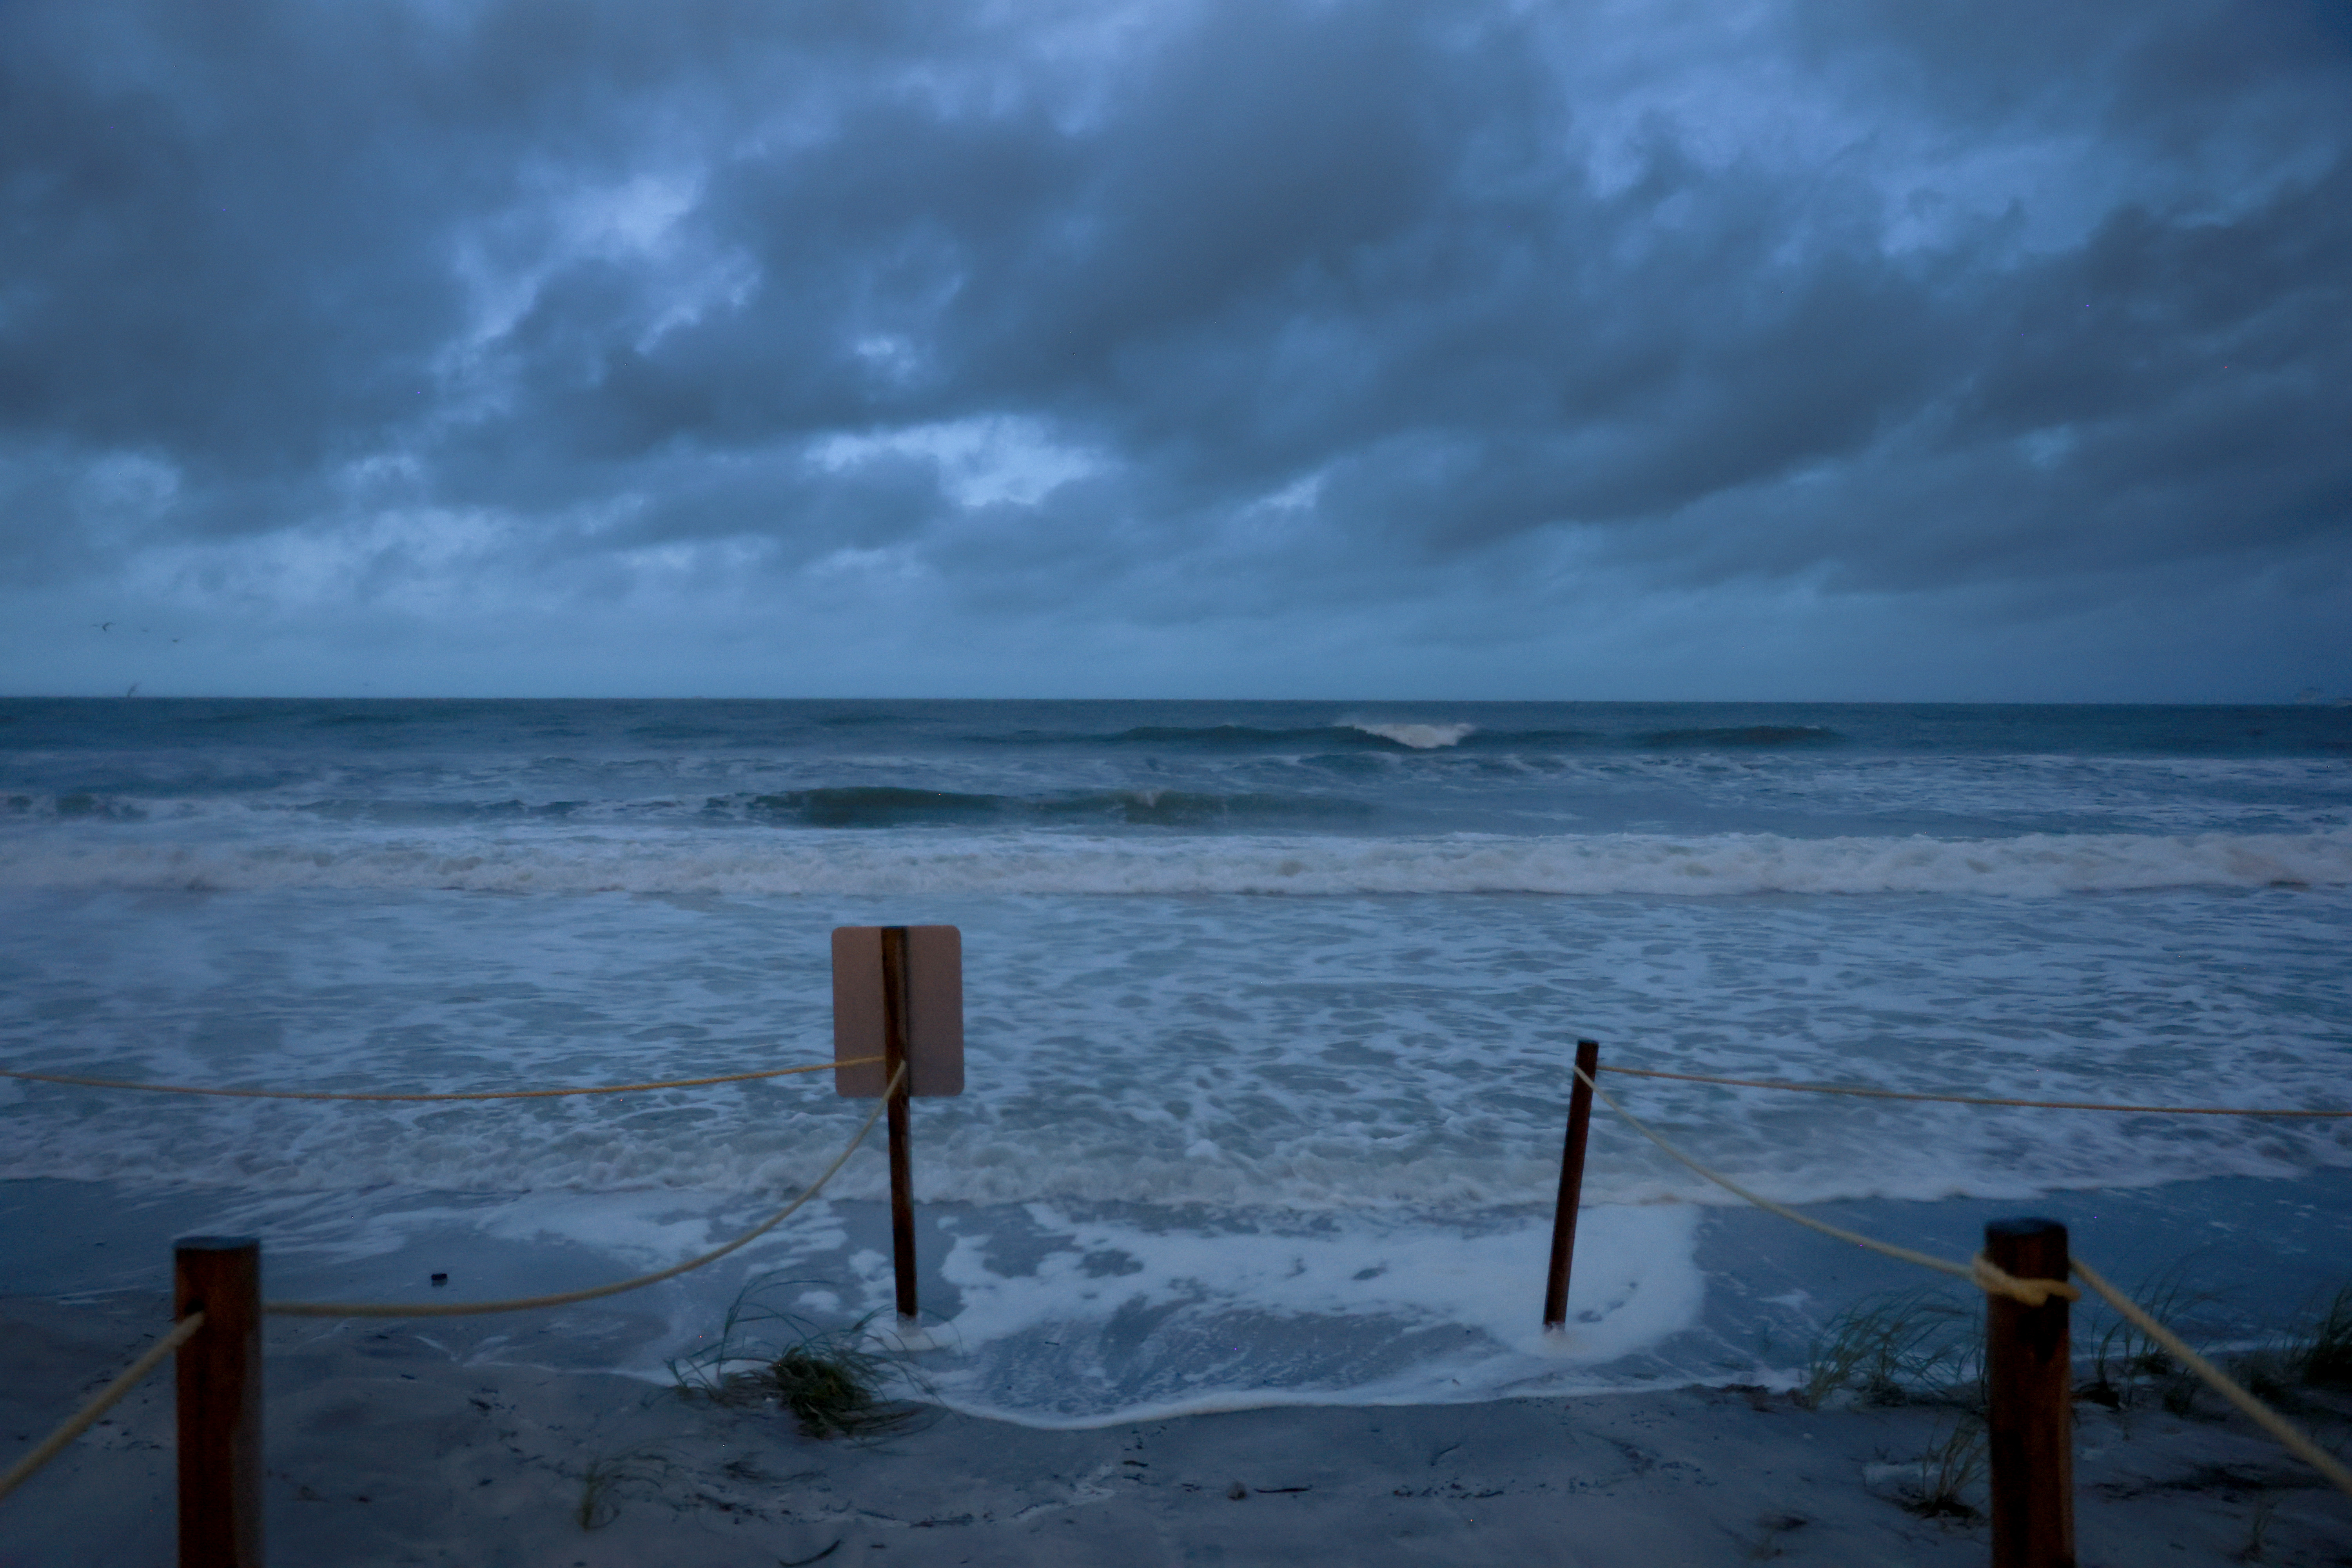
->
3;1065;900;1501
2072;1259;2352;1501
0;1056;880;1103
0;1311;206;1502
1572;1061;2352;1502
12;1029;2346;1506
1600;1064;2352;1118
1565;1060;2035;1296
263;1064;901;1318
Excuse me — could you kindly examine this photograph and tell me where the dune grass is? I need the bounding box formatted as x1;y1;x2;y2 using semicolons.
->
669;1277;928;1442
1906;1411;1988;1522
2079;1262;2217;1416
2231;1283;2352;1408
1795;1264;2348;1523
1800;1287;1979;1410
1799;1289;1989;1519
2286;1286;2352;1390
2066;1263;2352;1430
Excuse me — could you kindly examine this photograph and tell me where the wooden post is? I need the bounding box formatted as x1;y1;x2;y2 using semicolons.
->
1985;1217;2074;1568
1542;1039;1601;1330
879;925;919;1323
174;1236;261;1568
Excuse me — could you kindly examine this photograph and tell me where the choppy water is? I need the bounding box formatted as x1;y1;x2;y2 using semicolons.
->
4;699;2348;1421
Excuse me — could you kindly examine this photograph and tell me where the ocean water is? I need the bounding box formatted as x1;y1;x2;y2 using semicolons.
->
3;698;2349;1423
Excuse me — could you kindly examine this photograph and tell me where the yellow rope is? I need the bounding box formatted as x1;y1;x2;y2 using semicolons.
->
1566;1061;2076;1299
0;1311;206;1502
0;1056;880;1103
2072;1259;2352;1501
1573;1061;2352;1499
265;1065;901;1318
1970;1252;2080;1308
1601;1063;2352;1117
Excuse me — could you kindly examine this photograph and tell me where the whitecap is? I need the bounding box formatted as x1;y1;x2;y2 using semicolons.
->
1347;721;1476;750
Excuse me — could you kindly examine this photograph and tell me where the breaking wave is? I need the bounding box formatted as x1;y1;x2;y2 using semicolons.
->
1100;721;1581;752
1344;721;1477;750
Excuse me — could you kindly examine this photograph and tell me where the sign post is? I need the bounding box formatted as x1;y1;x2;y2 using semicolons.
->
878;927;918;1322
834;925;963;1331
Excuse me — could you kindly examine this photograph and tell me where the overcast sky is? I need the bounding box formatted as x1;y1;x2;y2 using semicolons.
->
5;0;2348;702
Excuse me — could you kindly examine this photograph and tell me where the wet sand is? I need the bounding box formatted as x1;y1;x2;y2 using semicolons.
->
5;1291;2348;1566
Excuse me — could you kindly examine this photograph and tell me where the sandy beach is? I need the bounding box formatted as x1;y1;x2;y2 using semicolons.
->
5;1290;2347;1568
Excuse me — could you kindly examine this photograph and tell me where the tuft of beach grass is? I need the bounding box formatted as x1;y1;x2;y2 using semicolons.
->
1800;1288;1979;1410
2287;1286;2352;1390
669;1276;929;1442
568;1444;679;1530
2219;1281;2352;1410
1904;1412;1987;1523
2078;1262;2218;1422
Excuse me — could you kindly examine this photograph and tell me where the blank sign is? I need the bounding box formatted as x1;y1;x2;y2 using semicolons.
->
832;925;964;1097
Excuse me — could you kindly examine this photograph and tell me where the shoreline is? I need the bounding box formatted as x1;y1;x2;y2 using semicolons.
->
6;1291;2347;1566
11;1171;2352;1424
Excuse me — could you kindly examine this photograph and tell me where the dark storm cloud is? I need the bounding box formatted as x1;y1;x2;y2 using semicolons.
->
3;0;2348;655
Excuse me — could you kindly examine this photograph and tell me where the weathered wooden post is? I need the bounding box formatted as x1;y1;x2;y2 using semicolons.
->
1985;1217;2074;1568
1543;1039;1601;1331
173;1236;261;1568
834;925;964;1332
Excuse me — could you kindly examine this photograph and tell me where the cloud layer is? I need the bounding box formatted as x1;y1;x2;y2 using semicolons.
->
5;0;2348;697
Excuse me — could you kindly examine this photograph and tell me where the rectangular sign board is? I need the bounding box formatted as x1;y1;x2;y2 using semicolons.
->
833;925;964;1097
